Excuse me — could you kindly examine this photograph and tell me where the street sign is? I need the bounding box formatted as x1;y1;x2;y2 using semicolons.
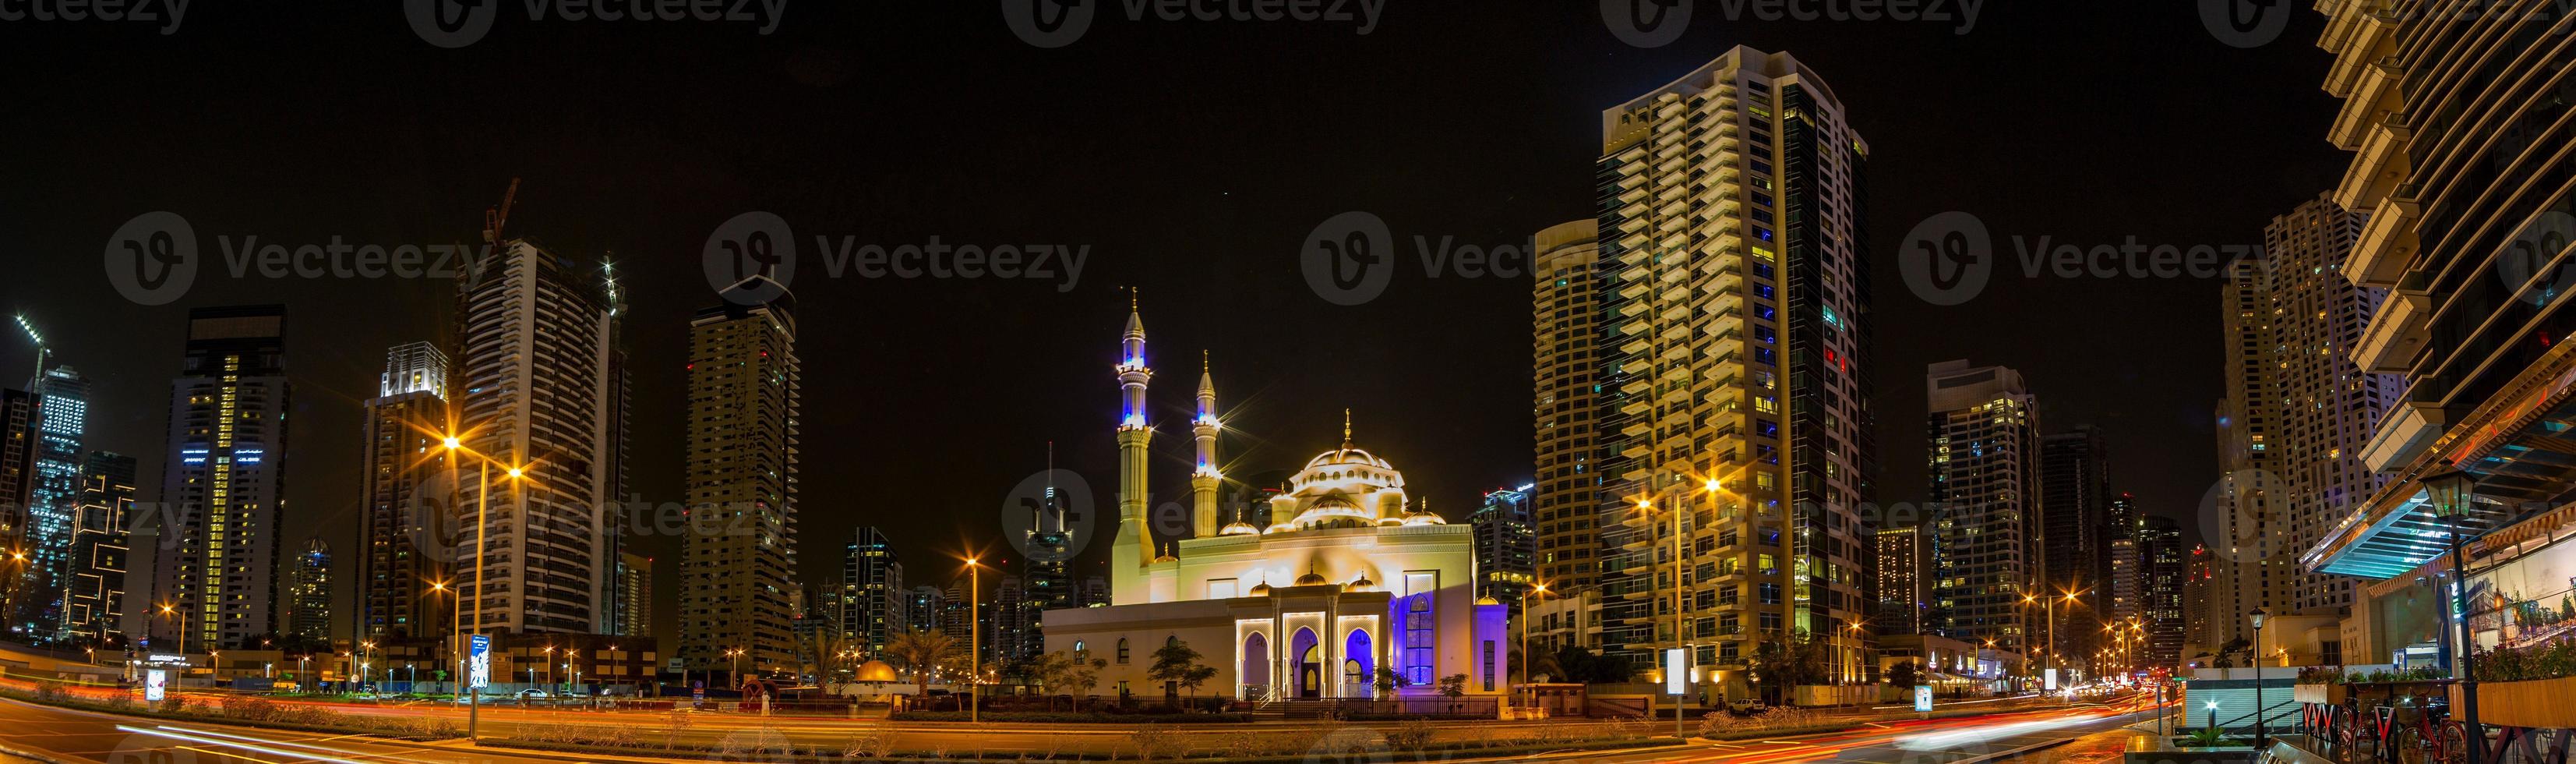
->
1914;684;1932;713
145;670;166;702
468;635;491;689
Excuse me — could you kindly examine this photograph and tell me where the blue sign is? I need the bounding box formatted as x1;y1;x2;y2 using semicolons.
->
1914;685;1932;713
468;635;491;689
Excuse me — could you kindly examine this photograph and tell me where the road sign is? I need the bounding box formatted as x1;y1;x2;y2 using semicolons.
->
1914;684;1933;713
468;635;491;689
145;670;166;702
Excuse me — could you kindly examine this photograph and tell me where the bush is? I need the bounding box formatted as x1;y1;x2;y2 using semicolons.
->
157;694;199;716
1127;726;1184;760
34;681;68;702
222;696;282;723
885;710;1251;723
1384;719;1437;751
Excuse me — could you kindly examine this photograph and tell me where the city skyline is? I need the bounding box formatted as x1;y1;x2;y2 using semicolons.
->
0;5;2351;652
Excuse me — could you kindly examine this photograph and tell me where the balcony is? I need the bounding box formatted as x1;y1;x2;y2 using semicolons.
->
2345;196;2419;288
2350;287;2428;373
2327;58;2401;150
2335;117;2412;213
2359;399;2447;472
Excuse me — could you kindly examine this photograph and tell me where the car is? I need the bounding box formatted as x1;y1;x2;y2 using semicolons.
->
1727;698;1768;716
516;688;550;699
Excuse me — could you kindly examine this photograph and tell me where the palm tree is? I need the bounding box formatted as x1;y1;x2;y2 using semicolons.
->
792;629;856;689
884;628;962;699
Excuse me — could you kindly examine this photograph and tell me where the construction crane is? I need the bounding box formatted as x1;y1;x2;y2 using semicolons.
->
13;314;46;390
482;177;520;245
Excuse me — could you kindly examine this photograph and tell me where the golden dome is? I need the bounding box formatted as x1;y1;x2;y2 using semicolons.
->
1345;574;1377;592
1247;582;1274;596
1296;570;1329;586
1475;596;1501;606
855;660;898;683
1219;522;1260;536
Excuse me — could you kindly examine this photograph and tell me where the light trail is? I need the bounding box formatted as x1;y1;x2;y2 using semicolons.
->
116;724;375;764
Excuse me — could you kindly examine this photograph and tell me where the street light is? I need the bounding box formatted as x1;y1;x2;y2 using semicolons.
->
2423;463;2485;764
1520;582;1549;688
2248;608;2269;748
964;555;983;723
443;433;535;742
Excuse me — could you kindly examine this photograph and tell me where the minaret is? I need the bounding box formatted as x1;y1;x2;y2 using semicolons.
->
1110;291;1153;605
1191;351;1222;539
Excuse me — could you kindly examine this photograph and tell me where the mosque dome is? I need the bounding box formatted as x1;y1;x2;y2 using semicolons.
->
1345;573;1377;592
1291;493;1374;527
1295;569;1329;586
1247;582;1274;596
1475;596;1501;606
1219;522;1260;536
855;660;898;683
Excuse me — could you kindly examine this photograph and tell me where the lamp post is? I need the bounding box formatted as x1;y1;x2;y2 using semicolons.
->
1519;582;1548;688
965;555;983;723
2248;608;2269;748
2423;463;2484;764
443;433;529;743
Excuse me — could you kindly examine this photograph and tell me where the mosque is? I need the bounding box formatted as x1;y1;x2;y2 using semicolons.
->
1041;300;1509;702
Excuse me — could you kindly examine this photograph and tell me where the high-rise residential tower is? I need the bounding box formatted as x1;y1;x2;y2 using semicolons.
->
2215;195;2394;647
1925;359;2039;653
357;342;450;642
2140;515;2183;667
679;275;800;676
61;450;134;644
1872;525;1925;635
22;366;88;640
2105;493;2141;625
1593;47;1876;689
1531;219;1602;593
2038;427;2108;602
452;240;626;635
1472;486;1536;612
140;305;291;650
287;537;330;642
838;526;902;658
0;389;36;563
612;551;651;638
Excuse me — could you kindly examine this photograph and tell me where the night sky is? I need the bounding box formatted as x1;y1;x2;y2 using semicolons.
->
1;2;2352;646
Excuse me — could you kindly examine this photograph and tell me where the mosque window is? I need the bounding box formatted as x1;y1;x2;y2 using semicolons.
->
1117;638;1130;663
1406;596;1434;684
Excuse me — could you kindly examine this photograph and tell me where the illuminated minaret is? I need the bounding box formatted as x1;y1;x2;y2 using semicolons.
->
1110;292;1152;605
1191;351;1221;539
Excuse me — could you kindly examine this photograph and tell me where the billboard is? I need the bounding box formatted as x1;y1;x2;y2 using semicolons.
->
145;670;166;702
1663;648;1685;695
1914;684;1933;713
468;634;491;689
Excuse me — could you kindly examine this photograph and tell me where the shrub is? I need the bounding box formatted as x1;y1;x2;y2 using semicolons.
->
157;694;199;716
33;681;67;702
1384;719;1437;751
1127;725;1184;760
222;696;282;723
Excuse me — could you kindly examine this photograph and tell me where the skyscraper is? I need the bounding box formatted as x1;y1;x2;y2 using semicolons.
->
1472;486;1535;612
992;575;1030;664
679;275;800;675
453;240;625;635
838;526;902;658
2140;515;2183;667
23;366;89;640
140;305;291;650
1925;359;2039;653
0;388;36;564
906;585;944;635
287;537;330;642
1593;47;1876;686
2182;545;2214;659
2104;493;2141;625
1872;526;1925;635
61;450;134;644
1531;219;1601;594
2214;194;2393;648
613;551;652;638
357;341;450;642
1021;449;1071;645
2038;426;2108;605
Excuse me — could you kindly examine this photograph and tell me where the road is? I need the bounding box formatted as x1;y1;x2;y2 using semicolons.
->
0;687;2162;762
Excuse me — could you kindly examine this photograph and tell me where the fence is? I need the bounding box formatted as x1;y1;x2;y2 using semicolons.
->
1342;696;1499;718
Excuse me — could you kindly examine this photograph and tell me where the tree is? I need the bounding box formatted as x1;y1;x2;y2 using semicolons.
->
1750;631;1830;703
1436;673;1468;698
884;628;962;699
1511;646;1567;684
1147;638;1213;707
1373;667;1406;698
1032;649;1108;712
792;629;854;688
1884;660;1921;690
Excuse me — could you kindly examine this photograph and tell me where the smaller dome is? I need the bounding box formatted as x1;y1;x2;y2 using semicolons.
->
1219;522;1260;536
855;660;898;683
1402;511;1446;525
1475;596;1501;606
1345;574;1377;592
1153;553;1179;564
1312;494;1360;510
1247;582;1274;596
1296;570;1329;586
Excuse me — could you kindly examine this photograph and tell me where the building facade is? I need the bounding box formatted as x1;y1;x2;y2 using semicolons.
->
1531;219;1602;594
287;538;330;642
2216;194;2394;653
22;366;88;641
1872;525;1925;635
357;341;450;643
61;450;135;644
1472;486;1535;613
2140;515;2183;667
679;276;801;676
133;306;291;651
1925;359;2039;653
613;551;651;638
1592;46;1876;696
837;526;902;658
453;240;626;634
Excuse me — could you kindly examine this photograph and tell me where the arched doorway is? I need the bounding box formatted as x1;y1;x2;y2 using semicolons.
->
1343;629;1374;697
1240;632;1270;699
1290;628;1321;699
